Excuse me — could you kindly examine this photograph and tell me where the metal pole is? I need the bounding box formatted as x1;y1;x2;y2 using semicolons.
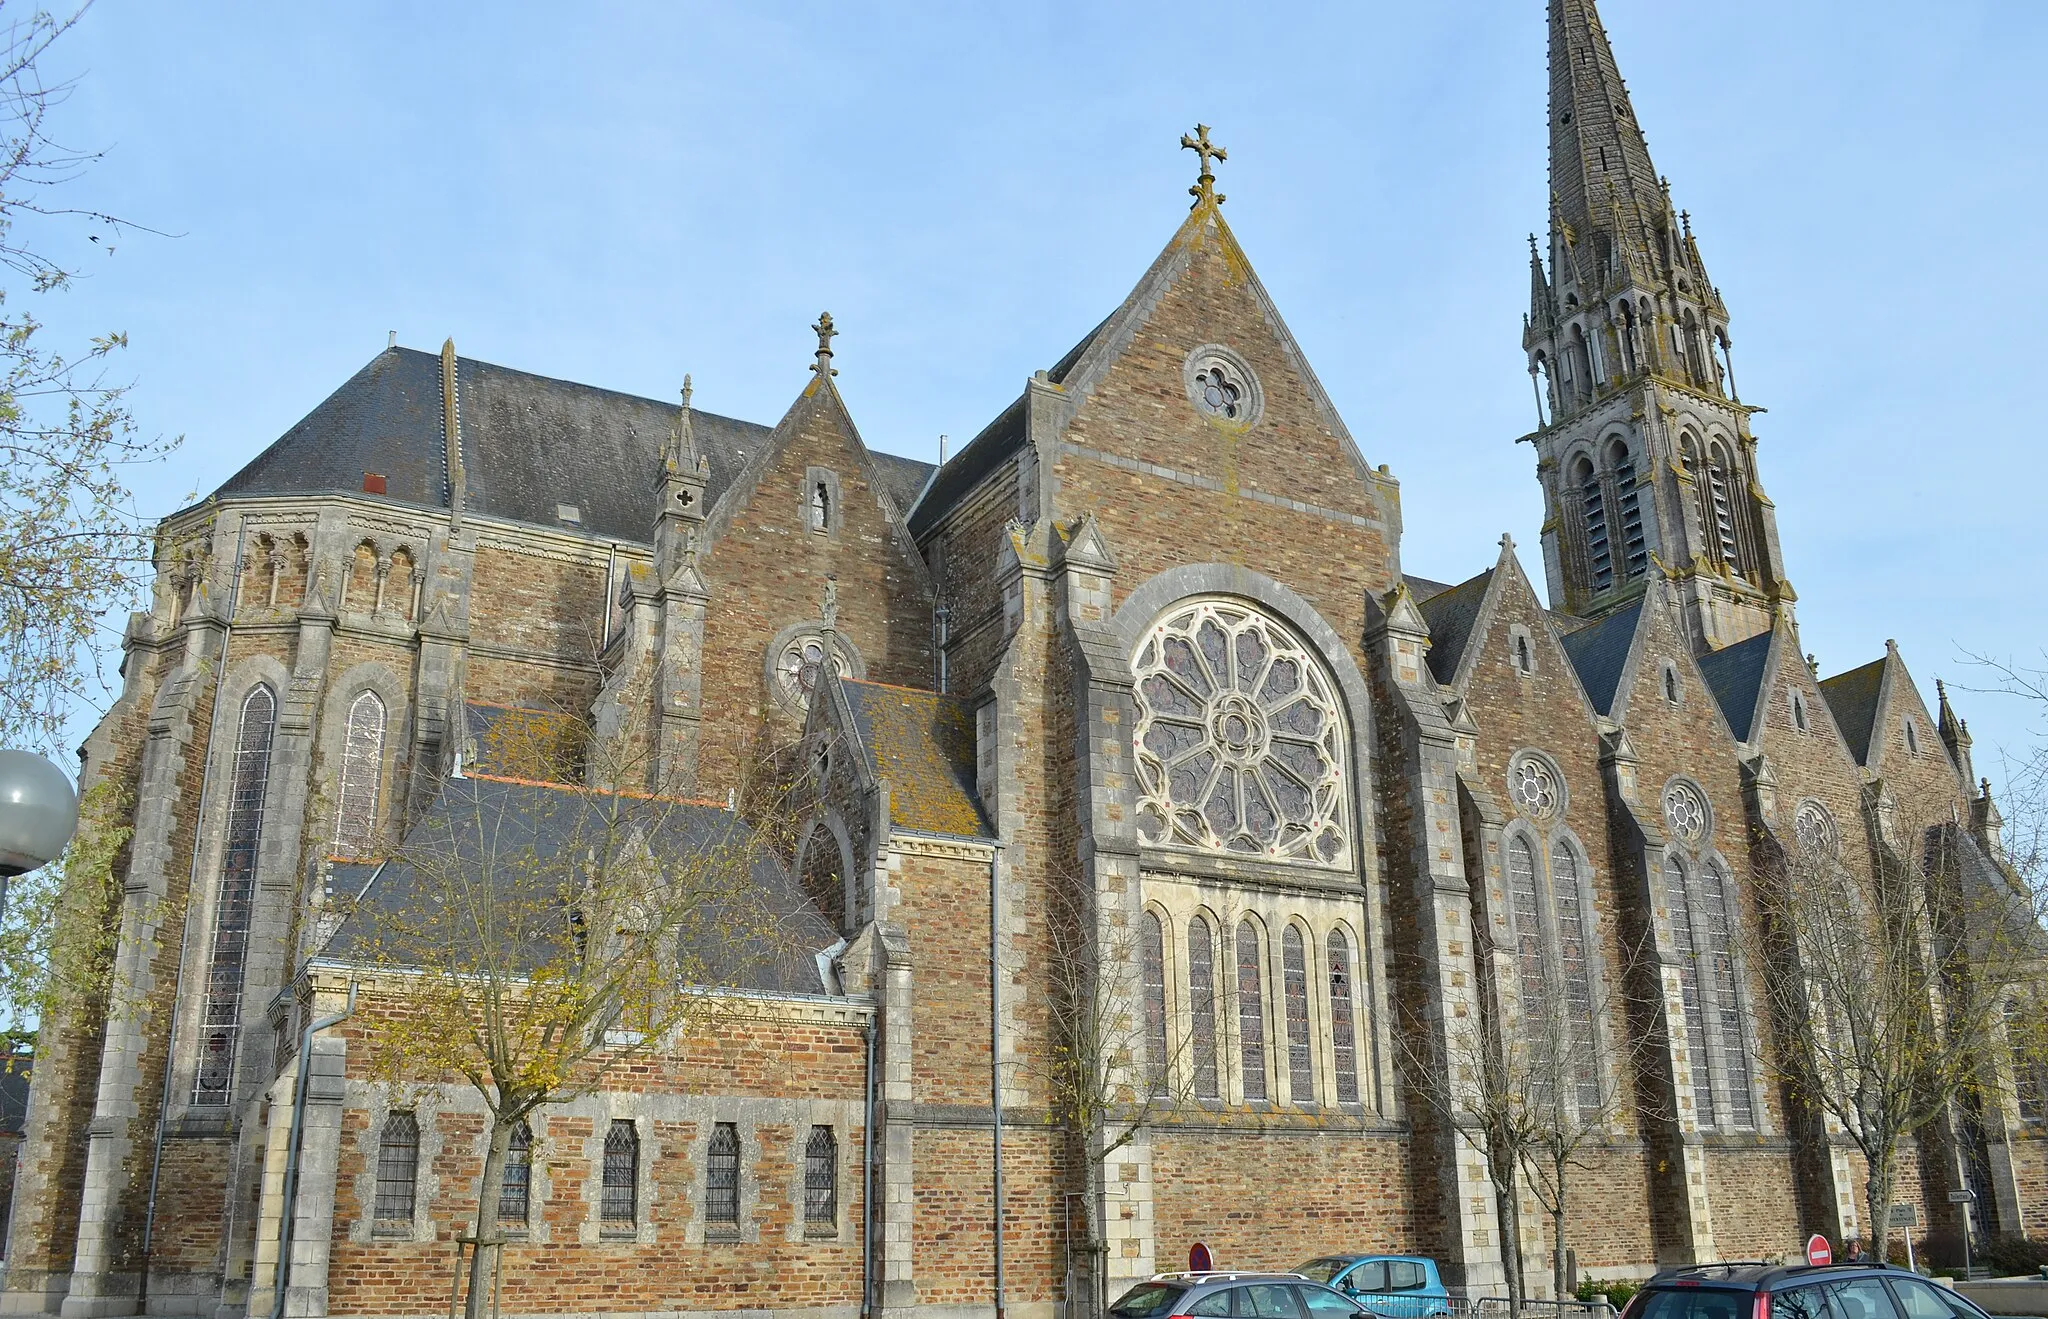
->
991;846;1006;1319
861;1019;876;1319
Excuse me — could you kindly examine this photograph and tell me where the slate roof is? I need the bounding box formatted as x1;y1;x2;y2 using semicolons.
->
215;346;932;546
321;774;838;997
1401;574;1457;603
1820;658;1886;765
837;680;992;839
1696;629;1774;743
1414;570;1493;685
1559;602;1644;716
906;317;1108;537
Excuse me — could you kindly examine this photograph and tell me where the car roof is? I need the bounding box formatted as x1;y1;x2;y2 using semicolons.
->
1648;1262;1914;1291
1152;1273;1313;1285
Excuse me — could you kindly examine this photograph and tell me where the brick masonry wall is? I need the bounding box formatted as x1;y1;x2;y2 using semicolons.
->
1150;1130;1413;1270
896;851;992;1107
1526;1145;1658;1277
2012;1136;2045;1240
1703;1147;1803;1260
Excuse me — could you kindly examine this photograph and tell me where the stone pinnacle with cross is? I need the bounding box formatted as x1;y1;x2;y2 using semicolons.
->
811;312;838;378
1181;124;1226;209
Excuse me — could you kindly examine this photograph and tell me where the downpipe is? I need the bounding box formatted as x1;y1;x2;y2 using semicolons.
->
271;977;359;1319
862;1018;877;1319
991;843;1006;1319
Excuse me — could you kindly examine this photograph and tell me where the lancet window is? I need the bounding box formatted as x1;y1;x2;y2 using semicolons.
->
333;689;386;858
499;1120;533;1225
1328;929;1360;1106
194;684;277;1107
1141;912;1168;1096
1282;925;1314;1105
1187;915;1220;1100
1499;752;1603;1120
1236;920;1268;1102
1572;439;1646;596
1660;779;1757;1130
1132;598;1350;868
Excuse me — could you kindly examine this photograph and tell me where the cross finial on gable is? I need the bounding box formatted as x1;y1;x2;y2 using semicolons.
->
811;312;838;378
1180;124;1226;209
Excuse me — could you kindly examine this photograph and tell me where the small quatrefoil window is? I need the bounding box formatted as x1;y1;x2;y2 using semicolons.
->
1181;345;1263;430
1195;366;1242;419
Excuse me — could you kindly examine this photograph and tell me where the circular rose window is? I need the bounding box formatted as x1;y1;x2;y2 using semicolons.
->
1662;780;1709;845
1131;598;1348;866
773;633;849;714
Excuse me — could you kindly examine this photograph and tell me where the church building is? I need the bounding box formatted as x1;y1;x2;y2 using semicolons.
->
4;2;2042;1318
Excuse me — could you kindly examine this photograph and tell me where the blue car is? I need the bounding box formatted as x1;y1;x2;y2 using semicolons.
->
1291;1256;1453;1319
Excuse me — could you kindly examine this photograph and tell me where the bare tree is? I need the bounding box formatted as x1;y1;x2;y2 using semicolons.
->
0;2;181;755
1032;866;1200;1319
332;707;817;1319
1745;788;2047;1266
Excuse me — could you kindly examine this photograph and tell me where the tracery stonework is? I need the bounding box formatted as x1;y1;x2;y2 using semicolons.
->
1132;597;1349;866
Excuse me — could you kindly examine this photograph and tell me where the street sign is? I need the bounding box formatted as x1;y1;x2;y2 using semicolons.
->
1948;1190;1977;1203
1190;1242;1213;1273
1806;1235;1833;1267
1889;1204;1918;1228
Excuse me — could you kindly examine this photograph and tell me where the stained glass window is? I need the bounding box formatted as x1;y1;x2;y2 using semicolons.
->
1328;929;1360;1106
1701;864;1755;1128
804;1126;837;1227
1662;781;1709;845
1794;801;1840;858
498;1120;531;1224
1283;926;1314;1105
1666;858;1716;1126
775;634;848;713
1141;912;1168;1096
1236;921;1267;1102
706;1122;740;1227
194;685;276;1106
1553;842;1601;1113
333;690;385;858
1187;916;1219;1100
1132;599;1349;866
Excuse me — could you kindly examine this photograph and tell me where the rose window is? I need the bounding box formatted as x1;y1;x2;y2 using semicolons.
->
1194;366;1243;420
1508;754;1560;820
1794;800;1840;858
775;634;847;713
1132;599;1349;866
1662;780;1709;845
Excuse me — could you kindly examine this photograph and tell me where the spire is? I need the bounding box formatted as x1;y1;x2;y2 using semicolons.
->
665;374;699;476
1937;678;1975;785
1180;124;1226;210
1547;0;1672;289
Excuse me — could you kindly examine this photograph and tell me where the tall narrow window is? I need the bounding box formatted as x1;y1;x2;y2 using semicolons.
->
706;1122;741;1228
810;481;830;533
333;690;385;857
1328;929;1360;1106
499;1120;532;1225
1666;859;1716;1125
194;685;277;1106
1580;463;1613;591
601;1120;638;1231
1141;912;1168;1096
1552;843;1601;1113
1187;916;1219;1101
2009;1001;2047;1125
373;1111;419;1230
1701;864;1755;1128
1506;836;1554;1104
804;1126;837;1229
1235;921;1267;1102
1282;926;1314;1105
1705;450;1740;572
1615;462;1647;581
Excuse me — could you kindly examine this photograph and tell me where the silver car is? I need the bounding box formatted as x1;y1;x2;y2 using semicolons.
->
1111;1272;1379;1319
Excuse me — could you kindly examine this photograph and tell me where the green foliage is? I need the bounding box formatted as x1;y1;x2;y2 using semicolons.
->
1577;1278;1641;1309
0;3;181;754
0;779;133;1029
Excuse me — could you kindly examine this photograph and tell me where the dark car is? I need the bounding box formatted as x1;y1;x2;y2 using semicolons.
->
1110;1271;1382;1319
1621;1262;1993;1319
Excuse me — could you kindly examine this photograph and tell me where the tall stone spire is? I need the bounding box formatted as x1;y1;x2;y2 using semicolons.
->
1520;0;1787;655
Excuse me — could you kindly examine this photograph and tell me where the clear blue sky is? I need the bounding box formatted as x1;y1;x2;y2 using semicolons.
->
29;1;2048;786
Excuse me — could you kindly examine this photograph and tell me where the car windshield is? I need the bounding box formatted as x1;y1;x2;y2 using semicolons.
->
1640;1288;1748;1319
1296;1259;1358;1285
1111;1283;1190;1319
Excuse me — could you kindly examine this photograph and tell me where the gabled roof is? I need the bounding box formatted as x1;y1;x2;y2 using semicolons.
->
1820;658;1886;765
1414;569;1494;685
214;345;933;546
1559;601;1644;716
1696;628;1775;745
322;774;837;996
1401;574;1457;603
835;679;991;839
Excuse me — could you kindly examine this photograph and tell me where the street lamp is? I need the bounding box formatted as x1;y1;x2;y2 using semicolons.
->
0;750;80;912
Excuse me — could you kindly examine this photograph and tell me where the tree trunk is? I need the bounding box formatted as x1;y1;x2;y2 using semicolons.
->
1864;1142;1897;1269
465;1112;516;1319
1490;1145;1524;1319
1551;1148;1571;1300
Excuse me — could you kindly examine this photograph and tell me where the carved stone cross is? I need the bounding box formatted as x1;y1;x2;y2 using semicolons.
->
1180;124;1227;208
811;312;838;377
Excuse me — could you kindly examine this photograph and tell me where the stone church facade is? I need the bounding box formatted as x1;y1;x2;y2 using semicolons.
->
5;2;2043;1317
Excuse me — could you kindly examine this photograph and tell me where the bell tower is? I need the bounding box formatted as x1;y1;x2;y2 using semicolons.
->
1522;0;1791;651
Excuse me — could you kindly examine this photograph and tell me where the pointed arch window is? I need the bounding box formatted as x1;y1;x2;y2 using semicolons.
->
194;685;277;1106
1614;454;1647;581
602;1120;639;1231
804;1126;838;1228
1186;915;1219;1101
1577;456;1613;592
1328;929;1361;1106
1552;842;1601;1113
373;1111;419;1230
1282;926;1315;1105
1700;862;1756;1128
1665;856;1717;1125
334;690;386;858
705;1122;740;1228
499;1120;533;1225
1235;920;1268;1103
1661;780;1757;1132
1141;912;1168;1096
1705;444;1742;574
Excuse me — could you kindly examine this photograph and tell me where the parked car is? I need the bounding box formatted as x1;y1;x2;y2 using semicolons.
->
1291;1256;1453;1319
1109;1271;1387;1319
1620;1262;1994;1319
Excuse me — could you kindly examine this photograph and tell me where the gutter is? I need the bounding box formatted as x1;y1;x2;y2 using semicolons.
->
990;842;1006;1319
271;977;359;1319
862;1018;877;1319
